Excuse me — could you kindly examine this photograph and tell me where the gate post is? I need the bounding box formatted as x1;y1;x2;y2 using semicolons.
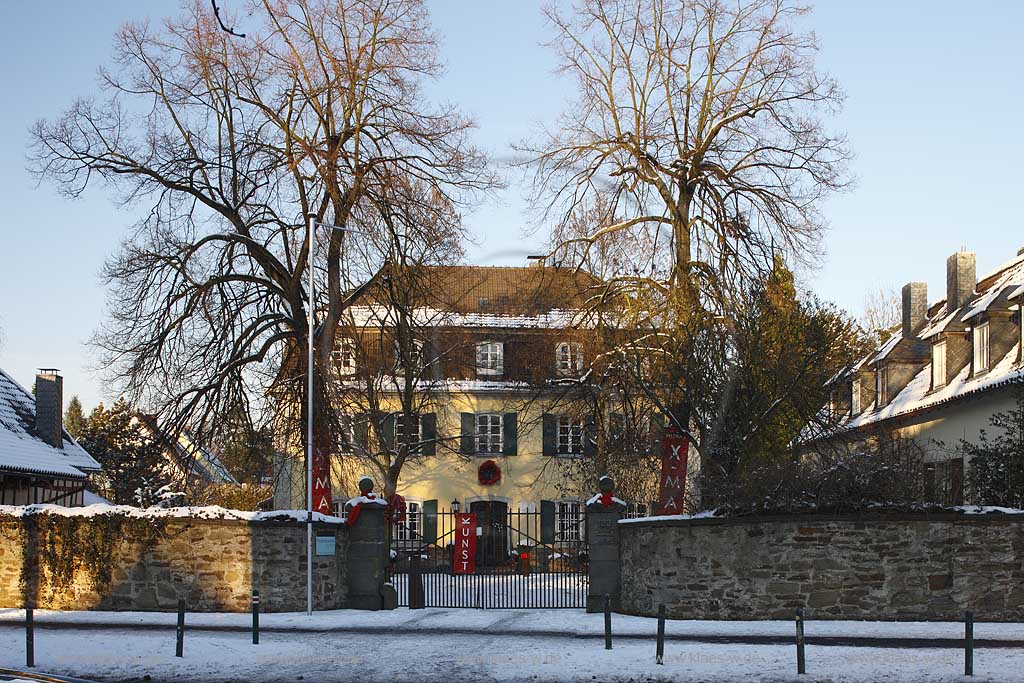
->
346;477;398;610
586;476;625;613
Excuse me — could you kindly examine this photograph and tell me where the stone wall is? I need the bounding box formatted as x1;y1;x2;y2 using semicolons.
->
0;512;348;612
619;514;1024;621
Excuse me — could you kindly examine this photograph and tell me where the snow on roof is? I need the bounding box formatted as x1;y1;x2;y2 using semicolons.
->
0;367;100;479
346;305;598;330
845;343;1023;430
833;247;1024;432
0;503;346;523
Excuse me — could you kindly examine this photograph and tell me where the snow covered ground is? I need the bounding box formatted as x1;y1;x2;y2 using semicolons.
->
1;608;1022;682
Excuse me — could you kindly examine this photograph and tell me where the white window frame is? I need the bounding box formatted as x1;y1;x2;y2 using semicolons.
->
554;500;583;542
555;342;584;376
556;415;585;455
476;341;503;376
394;500;422;542
932;340;947;389
876;367;889;407
334;336;357;375
475;413;503;454
394;413;421;448
851;380;861;414
337;416;355;453
973;321;991;374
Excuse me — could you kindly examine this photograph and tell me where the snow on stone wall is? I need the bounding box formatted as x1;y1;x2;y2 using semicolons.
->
0;508;348;613
620;513;1024;622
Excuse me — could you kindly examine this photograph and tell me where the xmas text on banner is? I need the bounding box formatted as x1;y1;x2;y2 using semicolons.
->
656;429;689;515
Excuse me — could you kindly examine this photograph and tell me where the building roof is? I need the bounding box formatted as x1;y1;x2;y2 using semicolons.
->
135;414;238;486
360;264;606;315
836;248;1024;430
0;367;100;479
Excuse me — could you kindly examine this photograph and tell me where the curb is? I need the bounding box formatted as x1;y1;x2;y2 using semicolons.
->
1;621;1022;649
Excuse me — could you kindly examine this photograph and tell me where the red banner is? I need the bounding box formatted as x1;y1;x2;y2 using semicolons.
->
312;445;333;516
453;513;477;574
656;429;689;515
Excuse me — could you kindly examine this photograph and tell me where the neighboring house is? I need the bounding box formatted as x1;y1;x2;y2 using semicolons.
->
0;368;102;506
823;247;1024;504
274;260;657;552
134;413;238;494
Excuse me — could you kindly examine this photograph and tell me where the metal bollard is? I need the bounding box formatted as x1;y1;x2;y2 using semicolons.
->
656;604;666;665
252;589;260;645
175;599;185;657
604;594;612;650
965;610;974;676
26;607;34;668
795;608;806;675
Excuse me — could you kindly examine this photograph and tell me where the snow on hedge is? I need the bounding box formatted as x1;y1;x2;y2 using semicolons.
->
0;503;346;524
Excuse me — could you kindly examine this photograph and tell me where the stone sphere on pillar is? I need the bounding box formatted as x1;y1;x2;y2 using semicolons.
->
598;475;615;494
358;476;374;495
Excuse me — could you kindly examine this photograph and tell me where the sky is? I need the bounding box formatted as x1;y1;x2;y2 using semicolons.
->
0;1;1022;411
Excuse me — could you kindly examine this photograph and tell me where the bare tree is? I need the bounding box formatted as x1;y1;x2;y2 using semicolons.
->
30;1;494;498
860;285;901;346
520;0;851;504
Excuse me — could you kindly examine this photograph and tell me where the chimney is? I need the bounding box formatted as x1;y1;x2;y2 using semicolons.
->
946;251;976;312
34;370;64;449
901;282;928;338
527;255;546;268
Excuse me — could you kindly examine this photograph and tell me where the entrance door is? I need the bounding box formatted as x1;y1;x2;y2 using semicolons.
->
470;500;508;567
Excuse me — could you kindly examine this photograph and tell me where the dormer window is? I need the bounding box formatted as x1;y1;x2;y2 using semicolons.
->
931;340;947;389
476;341;503;376
973;321;990;374
555;342;583;376
876;367;889;407
334;337;356;375
851;381;861;414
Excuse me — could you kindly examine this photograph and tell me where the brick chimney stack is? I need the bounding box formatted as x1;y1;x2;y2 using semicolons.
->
35;369;64;449
901;282;928;339
946;251;977;312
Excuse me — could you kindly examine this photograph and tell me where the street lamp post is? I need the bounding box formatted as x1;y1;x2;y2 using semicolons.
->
305;213;365;617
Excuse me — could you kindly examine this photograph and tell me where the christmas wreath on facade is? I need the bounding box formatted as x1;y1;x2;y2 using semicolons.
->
386;493;407;524
477;460;501;486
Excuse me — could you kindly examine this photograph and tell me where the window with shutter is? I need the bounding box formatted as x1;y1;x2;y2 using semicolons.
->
932;340;947;389
334;337;357;375
973;322;990;373
555;342;583;375
475;413;503;454
556;415;584;455
476;341;503;376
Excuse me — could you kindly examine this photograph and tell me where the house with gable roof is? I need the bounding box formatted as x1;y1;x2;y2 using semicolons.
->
0;368;102;506
822;247;1024;504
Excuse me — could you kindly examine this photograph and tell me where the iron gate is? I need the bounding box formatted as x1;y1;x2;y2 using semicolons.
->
388;504;588;608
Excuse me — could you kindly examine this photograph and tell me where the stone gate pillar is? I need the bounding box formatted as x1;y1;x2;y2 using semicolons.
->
586;476;626;613
346;477;398;610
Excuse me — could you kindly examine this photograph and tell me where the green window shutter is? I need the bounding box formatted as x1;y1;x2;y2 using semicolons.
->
422;499;438;544
648;412;665;456
540;500;555;544
542;413;557;456
502;413;518;456
609;412;624;445
382;413;396;452
339;414;352;452
354;416;369;452
460;412;476;455
421;413;437;456
583;418;597;458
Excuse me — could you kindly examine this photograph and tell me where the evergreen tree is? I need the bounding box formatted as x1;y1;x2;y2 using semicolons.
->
79;399;169;506
64;395;86;440
964;383;1024;507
